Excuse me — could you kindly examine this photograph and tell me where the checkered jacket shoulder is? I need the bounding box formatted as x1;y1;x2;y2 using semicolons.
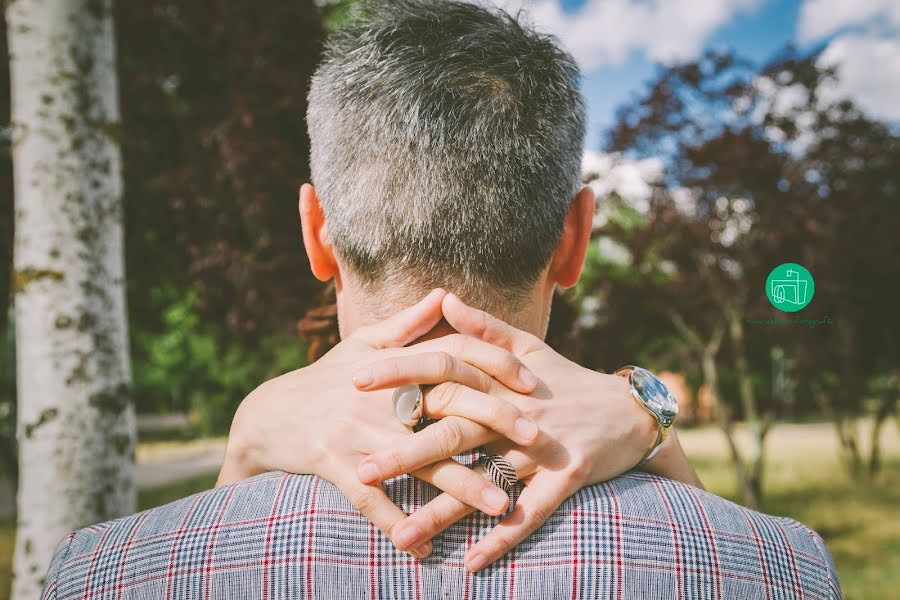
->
43;470;841;600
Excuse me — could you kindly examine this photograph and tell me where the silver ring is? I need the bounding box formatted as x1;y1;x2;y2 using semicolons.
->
480;454;519;491
392;384;424;427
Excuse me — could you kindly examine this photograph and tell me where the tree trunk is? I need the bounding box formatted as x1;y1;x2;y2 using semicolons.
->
817;386;864;479
867;392;896;477
726;309;770;508
670;312;761;507
7;1;135;598
701;341;761;509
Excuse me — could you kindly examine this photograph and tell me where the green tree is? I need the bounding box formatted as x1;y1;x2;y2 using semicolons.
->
579;48;900;505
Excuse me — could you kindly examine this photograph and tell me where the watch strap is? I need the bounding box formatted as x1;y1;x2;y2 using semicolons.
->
635;424;665;469
615;365;667;470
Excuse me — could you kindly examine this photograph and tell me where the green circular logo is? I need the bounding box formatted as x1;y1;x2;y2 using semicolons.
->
766;263;814;312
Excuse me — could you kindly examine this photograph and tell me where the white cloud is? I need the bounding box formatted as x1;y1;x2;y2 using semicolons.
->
796;0;900;123
582;151;663;214
817;34;900;122
752;75;821;155
797;0;900;43
493;0;762;71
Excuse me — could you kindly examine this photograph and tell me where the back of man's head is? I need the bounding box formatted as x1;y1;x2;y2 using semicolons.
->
307;0;586;313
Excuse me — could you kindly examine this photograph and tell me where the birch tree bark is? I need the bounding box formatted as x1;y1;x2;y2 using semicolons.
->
6;1;135;598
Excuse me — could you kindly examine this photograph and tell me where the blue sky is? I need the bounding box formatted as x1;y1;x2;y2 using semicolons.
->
498;0;900;149
582;0;800;146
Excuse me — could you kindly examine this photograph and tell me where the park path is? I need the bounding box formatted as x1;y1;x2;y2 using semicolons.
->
0;439;227;518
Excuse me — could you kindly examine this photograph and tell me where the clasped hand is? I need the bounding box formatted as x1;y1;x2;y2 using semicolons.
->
217;289;657;571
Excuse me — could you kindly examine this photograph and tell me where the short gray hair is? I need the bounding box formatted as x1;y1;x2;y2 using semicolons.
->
307;0;586;311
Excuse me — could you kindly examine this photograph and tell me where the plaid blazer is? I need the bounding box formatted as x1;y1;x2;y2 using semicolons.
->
43;455;841;600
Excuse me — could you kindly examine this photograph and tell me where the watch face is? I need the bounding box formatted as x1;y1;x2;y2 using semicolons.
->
631;367;679;425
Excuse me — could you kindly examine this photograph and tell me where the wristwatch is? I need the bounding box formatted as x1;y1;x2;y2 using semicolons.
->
614;366;679;469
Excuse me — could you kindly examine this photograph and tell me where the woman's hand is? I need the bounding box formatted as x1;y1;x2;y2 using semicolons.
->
217;289;542;557
355;293;701;571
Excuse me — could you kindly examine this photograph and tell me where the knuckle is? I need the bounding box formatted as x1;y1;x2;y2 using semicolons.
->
482;401;501;425
423;507;445;534
435;419;465;456
483;400;508;429
446;333;468;356
428;382;459;416
435;351;456;379
385;448;408;475
523;503;551;528
350;488;377;514
376;329;399;348
473;369;493;391
502;353;522;377
499;401;522;425
491;534;514;557
567;455;591;482
522;401;546;422
458;469;486;496
386;358;405;385
473;312;491;338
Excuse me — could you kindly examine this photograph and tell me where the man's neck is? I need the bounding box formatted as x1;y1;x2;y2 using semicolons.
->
334;281;555;341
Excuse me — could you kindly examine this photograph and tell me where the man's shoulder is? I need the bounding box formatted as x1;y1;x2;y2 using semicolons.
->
563;472;841;599
44;471;841;600
43;472;323;599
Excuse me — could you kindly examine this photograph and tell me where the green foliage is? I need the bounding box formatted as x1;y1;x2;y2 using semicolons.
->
115;0;326;341
321;0;363;31
584;48;900;421
132;291;306;434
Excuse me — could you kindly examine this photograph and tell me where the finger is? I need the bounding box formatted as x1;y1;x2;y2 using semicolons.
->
441;293;545;355
358;416;497;484
394;453;538;550
353;351;493;394
413;459;510;518
390;489;476;551
424;382;538;445
354;354;538;446
464;473;575;572
333;468;433;559
354;288;447;348
356;334;538;393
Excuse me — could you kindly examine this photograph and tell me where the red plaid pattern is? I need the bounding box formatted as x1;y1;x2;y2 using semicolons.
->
42;456;841;599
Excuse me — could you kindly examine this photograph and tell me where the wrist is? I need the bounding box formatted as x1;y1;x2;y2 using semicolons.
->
613;365;680;471
640;427;676;472
639;428;704;489
610;369;662;468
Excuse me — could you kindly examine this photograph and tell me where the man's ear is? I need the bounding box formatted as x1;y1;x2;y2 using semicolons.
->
299;183;339;282
548;186;595;289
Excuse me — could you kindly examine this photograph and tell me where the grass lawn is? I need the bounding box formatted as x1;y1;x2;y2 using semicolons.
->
1;422;897;599
679;421;900;599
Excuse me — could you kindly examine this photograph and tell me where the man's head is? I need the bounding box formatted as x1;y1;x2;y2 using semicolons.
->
300;0;593;336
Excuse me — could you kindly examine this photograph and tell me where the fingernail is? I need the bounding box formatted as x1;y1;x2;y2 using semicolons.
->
519;366;538;388
482;487;509;512
357;461;380;483
515;418;538;441
466;551;486;572
412;541;432;559
352;368;373;388
394;524;420;548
